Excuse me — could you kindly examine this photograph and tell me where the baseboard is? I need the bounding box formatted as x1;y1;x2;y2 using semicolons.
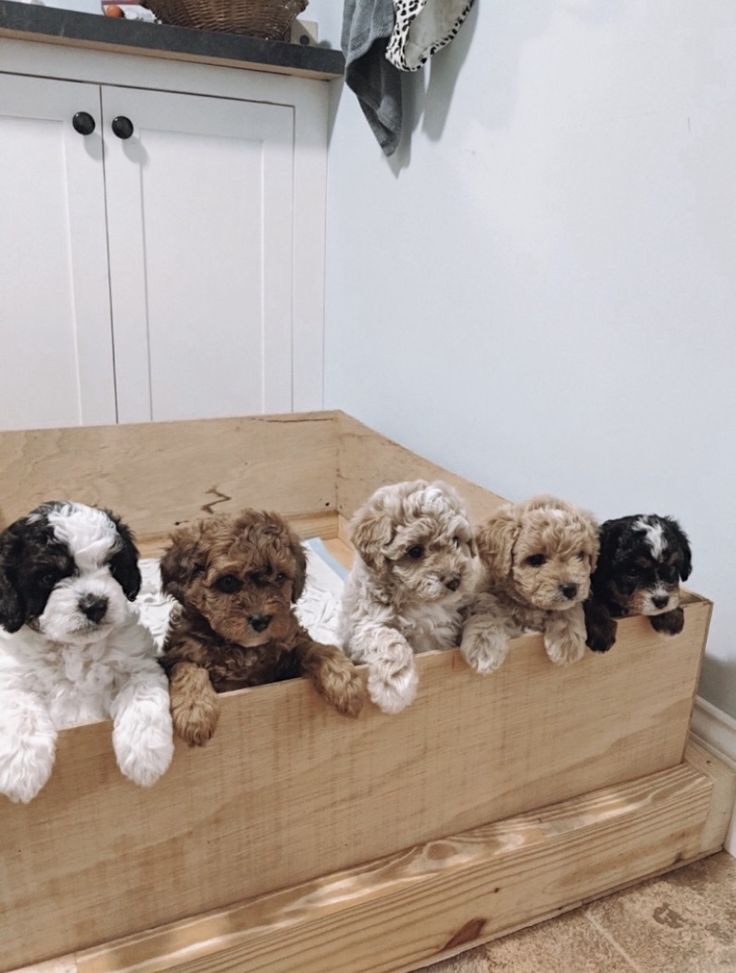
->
691;697;736;856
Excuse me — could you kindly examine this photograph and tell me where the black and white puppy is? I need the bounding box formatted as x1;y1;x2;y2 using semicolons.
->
585;514;692;653
0;501;173;803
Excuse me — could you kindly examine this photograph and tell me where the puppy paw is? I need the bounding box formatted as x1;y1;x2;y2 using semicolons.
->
650;607;685;637
367;659;418;715
168;663;220;746
461;625;509;674
0;736;56;804
319;659;365;718
584;602;617;653
545;632;587;665
545;607;588;665
586;622;616;653
171;694;220;747
113;720;174;787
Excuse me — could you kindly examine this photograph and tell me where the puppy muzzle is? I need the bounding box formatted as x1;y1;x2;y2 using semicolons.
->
640;588;679;616
38;577;128;644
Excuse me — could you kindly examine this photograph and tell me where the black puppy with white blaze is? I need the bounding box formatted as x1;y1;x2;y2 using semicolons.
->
585;514;692;653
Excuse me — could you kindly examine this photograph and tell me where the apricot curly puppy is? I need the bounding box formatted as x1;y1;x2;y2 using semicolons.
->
160;510;364;745
462;496;599;673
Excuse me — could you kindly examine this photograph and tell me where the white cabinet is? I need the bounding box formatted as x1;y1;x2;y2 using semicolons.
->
102;86;294;423
0;46;327;429
0;75;116;428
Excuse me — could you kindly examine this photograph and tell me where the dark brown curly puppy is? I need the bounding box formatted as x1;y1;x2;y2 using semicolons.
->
160;510;364;745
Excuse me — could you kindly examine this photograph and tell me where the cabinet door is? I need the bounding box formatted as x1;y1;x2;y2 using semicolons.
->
0;75;116;429
101;86;294;423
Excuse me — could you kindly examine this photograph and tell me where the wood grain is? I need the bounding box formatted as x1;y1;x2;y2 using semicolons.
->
0;413;338;537
321;536;353;570
0;599;709;970
12;741;734;973
9;960;78;973
71;762;716;973
0;411;714;971
335;412;508;522
684;738;736;853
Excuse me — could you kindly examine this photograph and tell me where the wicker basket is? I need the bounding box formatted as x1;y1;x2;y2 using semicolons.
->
143;0;307;41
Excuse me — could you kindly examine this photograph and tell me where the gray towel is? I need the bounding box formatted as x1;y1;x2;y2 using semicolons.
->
342;0;402;157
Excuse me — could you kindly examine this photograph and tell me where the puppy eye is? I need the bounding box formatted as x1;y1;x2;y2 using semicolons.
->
577;551;586;561
40;571;56;586
215;574;241;594
407;546;424;560
453;536;461;549
526;554;546;567
275;572;287;583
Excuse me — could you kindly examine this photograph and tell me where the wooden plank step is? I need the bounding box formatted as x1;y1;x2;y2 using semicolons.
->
66;750;728;973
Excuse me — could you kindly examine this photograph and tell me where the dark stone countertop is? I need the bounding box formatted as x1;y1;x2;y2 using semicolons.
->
0;0;344;80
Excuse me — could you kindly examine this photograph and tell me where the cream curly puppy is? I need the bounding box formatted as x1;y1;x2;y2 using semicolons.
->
338;480;478;715
462;496;599;673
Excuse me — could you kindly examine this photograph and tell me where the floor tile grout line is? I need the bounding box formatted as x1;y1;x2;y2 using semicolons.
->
586;912;644;973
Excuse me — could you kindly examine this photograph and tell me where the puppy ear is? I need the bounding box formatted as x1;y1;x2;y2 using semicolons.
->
107;511;142;601
286;525;307;603
475;505;520;581
0;526;24;633
160;525;205;605
350;502;394;570
598;518;629;569
667;517;692;581
582;514;600;573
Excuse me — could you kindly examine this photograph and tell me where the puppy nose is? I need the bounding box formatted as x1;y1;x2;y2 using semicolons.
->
652;595;669;609
445;573;461;592
560;583;578;600
249;613;272;633
79;595;108;624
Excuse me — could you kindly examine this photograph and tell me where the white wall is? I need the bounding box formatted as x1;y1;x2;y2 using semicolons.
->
314;1;736;718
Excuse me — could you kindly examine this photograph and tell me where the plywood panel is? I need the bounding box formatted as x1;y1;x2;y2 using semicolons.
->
322;536;353;570
685;739;736;853
72;763;715;973
0;412;713;971
0;413;338;535
336;412;507;522
0;599;709;969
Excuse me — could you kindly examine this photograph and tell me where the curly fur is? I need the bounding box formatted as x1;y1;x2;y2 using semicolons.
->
338;480;478;714
461;496;599;673
585;514;692;652
0;502;173;803
160;509;364;745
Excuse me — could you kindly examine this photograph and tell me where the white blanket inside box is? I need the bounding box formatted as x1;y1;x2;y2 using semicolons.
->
0;410;730;973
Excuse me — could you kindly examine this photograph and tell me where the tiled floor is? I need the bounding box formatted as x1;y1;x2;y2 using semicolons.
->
428;852;736;973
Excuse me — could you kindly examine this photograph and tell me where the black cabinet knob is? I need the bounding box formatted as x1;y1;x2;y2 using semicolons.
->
112;116;134;140
72;111;96;136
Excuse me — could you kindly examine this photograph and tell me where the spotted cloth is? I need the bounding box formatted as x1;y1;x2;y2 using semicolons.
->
386;0;475;71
